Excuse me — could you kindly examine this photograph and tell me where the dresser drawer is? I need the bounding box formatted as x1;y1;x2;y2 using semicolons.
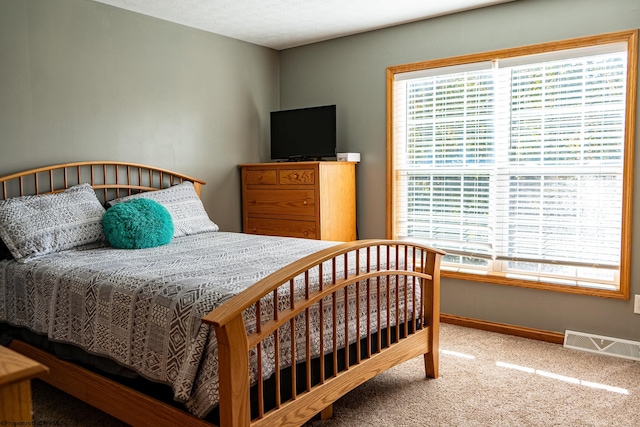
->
246;218;316;239
279;169;315;185
244;170;277;185
245;189;315;216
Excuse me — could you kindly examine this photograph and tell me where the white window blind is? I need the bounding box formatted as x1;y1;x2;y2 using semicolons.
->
392;42;628;288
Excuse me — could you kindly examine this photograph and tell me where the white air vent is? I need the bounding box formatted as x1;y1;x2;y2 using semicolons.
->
564;330;640;361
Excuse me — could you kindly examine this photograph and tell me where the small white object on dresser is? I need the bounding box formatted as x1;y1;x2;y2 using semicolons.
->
336;152;360;162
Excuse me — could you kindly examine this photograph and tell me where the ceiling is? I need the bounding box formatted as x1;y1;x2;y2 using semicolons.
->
91;0;516;50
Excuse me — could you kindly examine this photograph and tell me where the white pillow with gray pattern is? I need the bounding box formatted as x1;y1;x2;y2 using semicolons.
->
0;183;106;261
106;181;218;238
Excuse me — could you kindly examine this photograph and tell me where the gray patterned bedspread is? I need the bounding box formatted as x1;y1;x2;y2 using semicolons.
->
0;231;340;417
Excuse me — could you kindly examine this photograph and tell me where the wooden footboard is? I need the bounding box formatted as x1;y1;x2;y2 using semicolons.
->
203;240;444;427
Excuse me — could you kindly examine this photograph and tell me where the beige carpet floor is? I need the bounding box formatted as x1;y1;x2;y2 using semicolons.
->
30;323;640;426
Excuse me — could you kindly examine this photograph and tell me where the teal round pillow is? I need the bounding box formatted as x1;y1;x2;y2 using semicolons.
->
102;198;174;249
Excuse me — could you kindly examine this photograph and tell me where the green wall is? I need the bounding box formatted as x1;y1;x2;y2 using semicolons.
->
0;0;279;231
279;0;640;340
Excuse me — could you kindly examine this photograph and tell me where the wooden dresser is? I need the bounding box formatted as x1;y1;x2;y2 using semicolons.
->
0;345;48;422
239;161;356;241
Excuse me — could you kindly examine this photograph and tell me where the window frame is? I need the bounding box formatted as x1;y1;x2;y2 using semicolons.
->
386;30;638;299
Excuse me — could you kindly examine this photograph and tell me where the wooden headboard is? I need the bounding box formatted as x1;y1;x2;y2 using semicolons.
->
0;161;206;203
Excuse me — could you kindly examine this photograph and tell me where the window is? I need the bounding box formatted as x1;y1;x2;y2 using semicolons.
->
387;30;637;298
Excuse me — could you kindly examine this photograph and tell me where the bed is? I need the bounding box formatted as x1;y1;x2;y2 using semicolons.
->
0;161;444;427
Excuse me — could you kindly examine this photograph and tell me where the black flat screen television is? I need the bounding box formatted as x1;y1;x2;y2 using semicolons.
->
270;105;336;161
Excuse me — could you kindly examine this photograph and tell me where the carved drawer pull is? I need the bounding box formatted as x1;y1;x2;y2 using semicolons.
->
292;174;298;179
252;228;257;232
303;231;309;236
303;200;307;205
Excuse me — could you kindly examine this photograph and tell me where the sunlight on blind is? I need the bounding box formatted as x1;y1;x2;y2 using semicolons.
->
495;52;626;269
392;42;628;287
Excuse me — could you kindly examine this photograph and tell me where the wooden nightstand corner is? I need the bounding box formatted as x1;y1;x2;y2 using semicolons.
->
0;345;49;423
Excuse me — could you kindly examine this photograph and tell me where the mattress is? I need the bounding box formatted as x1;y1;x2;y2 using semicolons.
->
0;231;417;417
